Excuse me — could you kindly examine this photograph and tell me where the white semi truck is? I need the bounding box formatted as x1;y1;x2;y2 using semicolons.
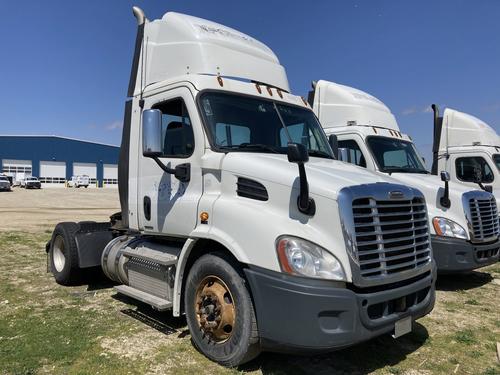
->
46;8;436;366
308;80;500;273
430;105;500;196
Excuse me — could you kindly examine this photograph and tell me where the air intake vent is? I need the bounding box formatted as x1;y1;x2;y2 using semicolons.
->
236;177;268;201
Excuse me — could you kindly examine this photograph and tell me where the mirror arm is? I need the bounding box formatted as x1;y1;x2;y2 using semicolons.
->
152;156;176;174
152;156;191;183
297;163;316;216
440;180;451;208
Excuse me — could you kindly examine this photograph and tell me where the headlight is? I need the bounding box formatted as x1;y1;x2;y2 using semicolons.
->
432;217;467;239
276;236;346;281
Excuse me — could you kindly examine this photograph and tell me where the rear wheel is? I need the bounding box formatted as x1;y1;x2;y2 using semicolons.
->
49;222;81;285
184;253;260;367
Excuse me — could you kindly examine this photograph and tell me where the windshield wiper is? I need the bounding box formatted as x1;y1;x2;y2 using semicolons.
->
382;167;430;174
308;150;333;159
219;143;280;154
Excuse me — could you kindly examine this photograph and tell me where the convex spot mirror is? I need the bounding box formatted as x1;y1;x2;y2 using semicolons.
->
142;109;162;157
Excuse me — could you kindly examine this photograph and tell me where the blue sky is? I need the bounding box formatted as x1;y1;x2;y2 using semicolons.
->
1;1;499;163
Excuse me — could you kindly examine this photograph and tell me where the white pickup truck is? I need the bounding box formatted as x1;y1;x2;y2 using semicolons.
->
308;80;499;272
46;7;435;366
0;175;11;191
68;175;90;188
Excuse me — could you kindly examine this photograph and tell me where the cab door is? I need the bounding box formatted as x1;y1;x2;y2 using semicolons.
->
450;152;498;195
138;87;204;236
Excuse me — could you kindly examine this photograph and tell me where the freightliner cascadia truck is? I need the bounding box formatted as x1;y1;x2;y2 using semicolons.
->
46;8;436;366
431;105;500;197
308;80;500;273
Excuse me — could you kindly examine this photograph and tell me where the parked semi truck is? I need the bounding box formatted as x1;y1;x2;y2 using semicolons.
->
46;8;436;366
308;80;500;272
431;105;500;197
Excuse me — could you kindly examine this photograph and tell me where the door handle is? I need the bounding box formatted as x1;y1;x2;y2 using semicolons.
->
143;196;151;221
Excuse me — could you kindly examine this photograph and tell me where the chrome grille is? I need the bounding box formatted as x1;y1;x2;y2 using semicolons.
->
468;196;499;242
352;197;431;279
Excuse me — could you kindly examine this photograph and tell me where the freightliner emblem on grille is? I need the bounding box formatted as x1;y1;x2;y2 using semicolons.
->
389;190;405;199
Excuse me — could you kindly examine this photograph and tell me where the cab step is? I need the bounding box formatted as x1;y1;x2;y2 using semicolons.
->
114;285;173;311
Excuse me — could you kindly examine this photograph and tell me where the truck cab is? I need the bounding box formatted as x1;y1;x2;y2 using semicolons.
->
46;8;436;366
431;106;500;197
309;80;500;273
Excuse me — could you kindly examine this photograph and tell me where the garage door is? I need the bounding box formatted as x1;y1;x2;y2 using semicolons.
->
40;161;66;187
103;164;118;188
73;162;97;187
2;159;32;184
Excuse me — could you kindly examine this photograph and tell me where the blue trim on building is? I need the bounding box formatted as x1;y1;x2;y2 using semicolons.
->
0;136;119;187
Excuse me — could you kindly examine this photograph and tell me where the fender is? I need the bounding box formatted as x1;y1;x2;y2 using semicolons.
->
172;228;252;316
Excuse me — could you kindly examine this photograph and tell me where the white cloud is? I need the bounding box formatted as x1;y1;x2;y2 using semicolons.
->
104;121;123;131
402;105;440;116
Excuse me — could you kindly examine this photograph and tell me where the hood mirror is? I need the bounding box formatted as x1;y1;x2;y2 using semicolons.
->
440;170;451;208
287;143;315;216
328;134;339;159
287;142;309;163
440;171;450;182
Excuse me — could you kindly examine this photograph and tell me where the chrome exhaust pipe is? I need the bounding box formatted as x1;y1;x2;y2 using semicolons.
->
132;6;146;25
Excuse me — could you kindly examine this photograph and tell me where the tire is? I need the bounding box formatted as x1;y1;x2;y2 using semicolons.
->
49;222;81;285
184;253;260;367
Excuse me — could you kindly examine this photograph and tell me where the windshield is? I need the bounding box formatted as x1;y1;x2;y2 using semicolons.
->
493;154;500;171
199;92;333;159
366;136;428;173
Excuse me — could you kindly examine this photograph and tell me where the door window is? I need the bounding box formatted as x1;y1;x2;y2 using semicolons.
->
455;156;494;183
338;139;367;167
152;98;194;158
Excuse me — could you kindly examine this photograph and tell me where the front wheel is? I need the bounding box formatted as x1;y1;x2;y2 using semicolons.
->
184;253;260;367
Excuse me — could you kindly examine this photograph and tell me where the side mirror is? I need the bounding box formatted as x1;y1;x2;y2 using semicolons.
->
287;143;309;164
142;109;162;157
328;134;339;159
485;185;493;193
338;148;349;163
440;170;450;182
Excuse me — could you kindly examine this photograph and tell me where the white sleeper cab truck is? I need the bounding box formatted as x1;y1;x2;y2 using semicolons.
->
46;8;436;366
431;105;500;197
309;80;500;272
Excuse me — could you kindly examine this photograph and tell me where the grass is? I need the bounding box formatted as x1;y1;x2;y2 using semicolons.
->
1;230;499;374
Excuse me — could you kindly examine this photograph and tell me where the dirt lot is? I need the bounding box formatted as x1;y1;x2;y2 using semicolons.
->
0;188;499;375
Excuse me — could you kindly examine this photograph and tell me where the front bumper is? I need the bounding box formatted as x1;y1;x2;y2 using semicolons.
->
431;235;499;273
26;183;41;189
244;265;435;353
0;184;10;191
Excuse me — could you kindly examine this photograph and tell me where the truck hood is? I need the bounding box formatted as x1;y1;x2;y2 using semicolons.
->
222;153;398;200
385;172;476;229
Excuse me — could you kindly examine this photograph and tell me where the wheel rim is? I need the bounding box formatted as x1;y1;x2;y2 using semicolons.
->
195;275;236;343
52;235;66;272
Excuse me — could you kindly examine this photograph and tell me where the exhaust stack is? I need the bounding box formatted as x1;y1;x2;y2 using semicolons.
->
431;104;443;175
